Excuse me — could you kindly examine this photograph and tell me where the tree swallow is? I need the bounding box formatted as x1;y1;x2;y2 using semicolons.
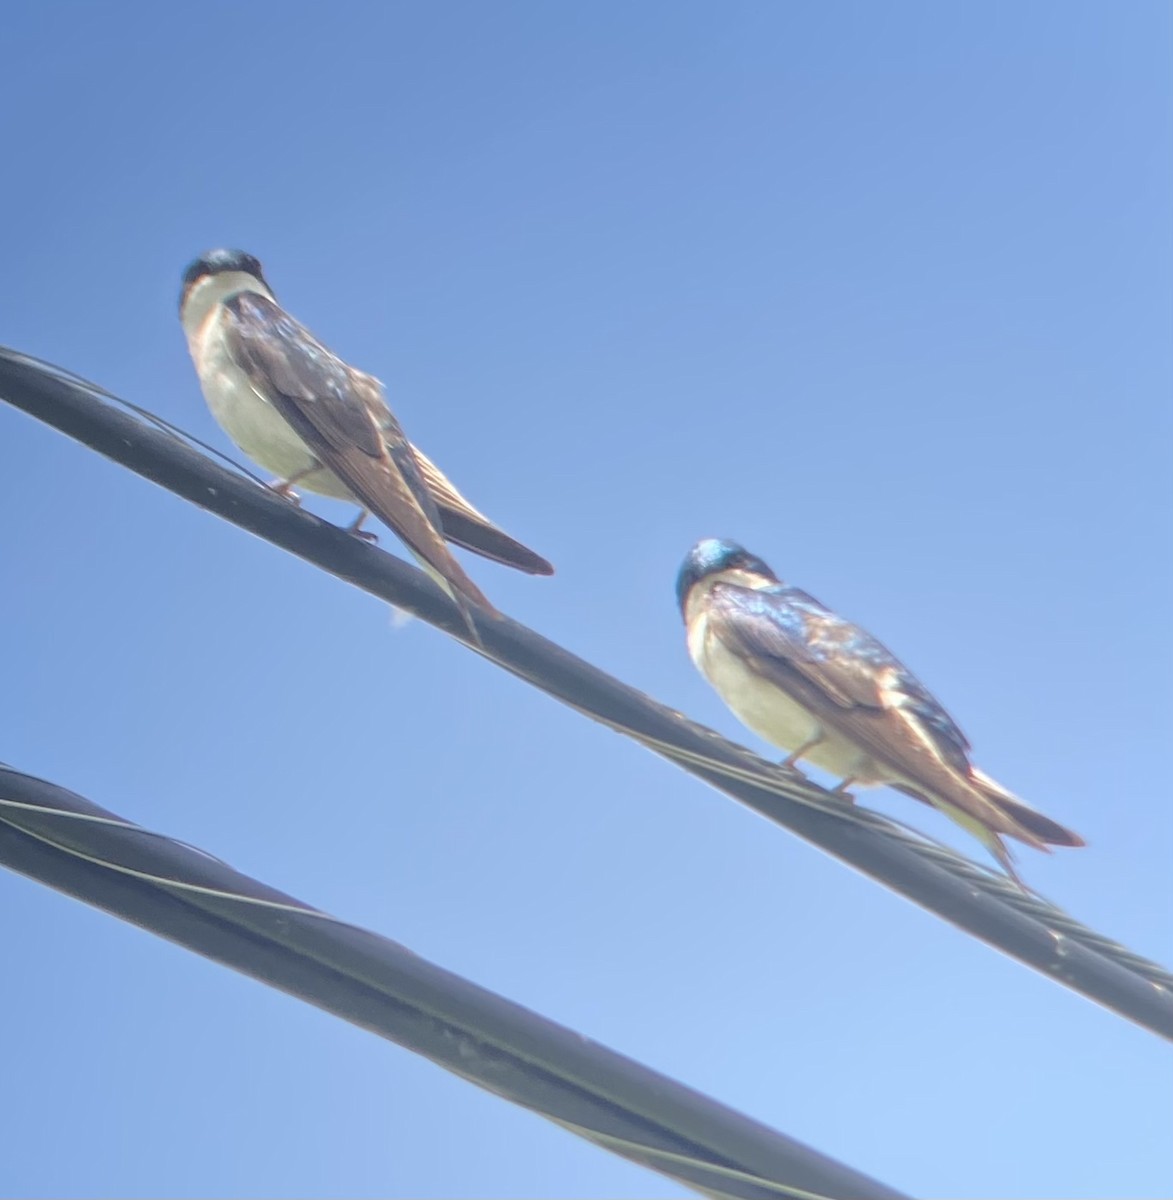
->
179;249;553;633
677;538;1084;884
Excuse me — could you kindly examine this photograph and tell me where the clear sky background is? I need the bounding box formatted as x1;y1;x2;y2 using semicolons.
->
1;3;1170;1197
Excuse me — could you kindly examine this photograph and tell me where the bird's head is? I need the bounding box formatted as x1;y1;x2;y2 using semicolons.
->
675;538;778;613
179;248;273;328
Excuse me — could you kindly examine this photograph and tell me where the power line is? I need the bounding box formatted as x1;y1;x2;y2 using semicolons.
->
0;765;908;1200
3;345;1172;1043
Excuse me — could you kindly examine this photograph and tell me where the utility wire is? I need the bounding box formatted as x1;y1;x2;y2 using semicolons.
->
0;765;908;1200
2;346;1172;1042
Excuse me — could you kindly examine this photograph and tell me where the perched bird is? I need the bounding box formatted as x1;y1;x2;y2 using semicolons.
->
677;537;1084;884
179;248;553;634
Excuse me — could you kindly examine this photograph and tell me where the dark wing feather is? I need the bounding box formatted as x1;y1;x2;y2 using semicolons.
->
705;583;892;707
706;584;1036;841
222;293;492;615
411;446;554;575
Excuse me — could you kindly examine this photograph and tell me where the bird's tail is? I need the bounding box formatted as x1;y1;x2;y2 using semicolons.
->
414;555;492;647
893;786;1030;886
451;588;487;648
969;768;1086;848
892;769;1083;889
411;447;555;576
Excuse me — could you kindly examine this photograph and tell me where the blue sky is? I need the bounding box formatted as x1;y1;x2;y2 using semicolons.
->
1;2;1170;1196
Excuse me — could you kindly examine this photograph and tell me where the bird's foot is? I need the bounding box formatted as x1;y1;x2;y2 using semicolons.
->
830;778;858;802
781;735;825;777
266;479;303;504
778;759;810;780
347;510;378;542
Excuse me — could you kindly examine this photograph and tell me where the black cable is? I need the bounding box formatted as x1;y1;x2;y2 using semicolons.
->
0;765;909;1200
3;346;1172;1044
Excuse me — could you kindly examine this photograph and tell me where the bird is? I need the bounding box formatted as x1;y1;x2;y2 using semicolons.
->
179;248;553;636
676;537;1084;885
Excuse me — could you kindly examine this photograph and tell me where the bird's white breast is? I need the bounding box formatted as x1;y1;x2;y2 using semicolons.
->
190;305;354;500
686;591;880;782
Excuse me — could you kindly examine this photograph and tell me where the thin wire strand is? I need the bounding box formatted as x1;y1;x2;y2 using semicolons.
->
0;795;343;922
551;1116;841;1200
27;355;272;486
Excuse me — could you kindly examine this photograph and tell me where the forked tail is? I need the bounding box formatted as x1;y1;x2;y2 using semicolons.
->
969;768;1086;849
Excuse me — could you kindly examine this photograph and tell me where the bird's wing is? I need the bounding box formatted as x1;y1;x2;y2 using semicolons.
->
222;293;492;616
411;445;554;576
705;583;1038;842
